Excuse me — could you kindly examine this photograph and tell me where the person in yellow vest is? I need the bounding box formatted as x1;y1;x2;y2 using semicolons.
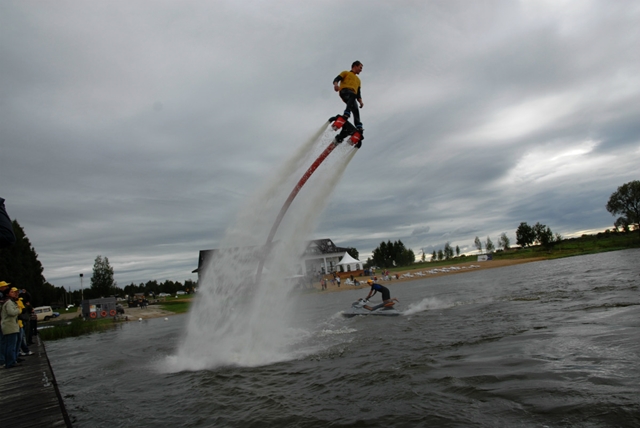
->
333;61;364;130
16;294;33;356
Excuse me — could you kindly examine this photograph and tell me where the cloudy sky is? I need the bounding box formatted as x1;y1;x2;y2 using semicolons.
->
2;0;639;290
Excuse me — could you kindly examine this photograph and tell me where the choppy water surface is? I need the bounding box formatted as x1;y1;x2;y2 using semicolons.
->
48;249;640;427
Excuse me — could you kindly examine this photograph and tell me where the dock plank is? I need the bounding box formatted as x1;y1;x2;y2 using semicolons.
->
0;335;72;427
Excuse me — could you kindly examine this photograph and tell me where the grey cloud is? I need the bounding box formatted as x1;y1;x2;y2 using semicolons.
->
2;1;639;289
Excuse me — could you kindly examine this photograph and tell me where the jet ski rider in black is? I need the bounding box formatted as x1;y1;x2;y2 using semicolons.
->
363;279;399;311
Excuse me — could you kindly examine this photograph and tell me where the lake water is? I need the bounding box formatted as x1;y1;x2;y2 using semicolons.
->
47;249;640;427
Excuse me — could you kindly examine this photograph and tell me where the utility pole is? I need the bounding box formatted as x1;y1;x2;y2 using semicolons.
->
79;273;84;301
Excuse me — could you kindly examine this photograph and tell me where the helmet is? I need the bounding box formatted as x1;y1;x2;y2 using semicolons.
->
367;279;373;284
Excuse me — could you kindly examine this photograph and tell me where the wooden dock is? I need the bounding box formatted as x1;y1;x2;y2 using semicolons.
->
0;335;72;427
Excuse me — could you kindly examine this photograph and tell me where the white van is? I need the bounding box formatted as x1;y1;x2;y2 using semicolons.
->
34;306;55;321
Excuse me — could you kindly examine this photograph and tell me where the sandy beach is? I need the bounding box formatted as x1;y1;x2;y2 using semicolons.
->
313;257;545;293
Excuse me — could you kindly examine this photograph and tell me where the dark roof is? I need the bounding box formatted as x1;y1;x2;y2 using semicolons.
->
303;239;349;256
193;239;349;273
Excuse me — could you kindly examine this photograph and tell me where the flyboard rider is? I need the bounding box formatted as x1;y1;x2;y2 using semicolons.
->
333;60;364;131
363;279;399;311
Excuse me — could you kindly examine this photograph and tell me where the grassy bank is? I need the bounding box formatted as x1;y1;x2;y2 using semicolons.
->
158;298;191;314
386;230;639;273
39;297;194;341
38;317;122;341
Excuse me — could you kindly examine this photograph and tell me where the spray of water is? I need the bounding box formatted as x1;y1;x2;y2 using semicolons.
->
403;297;449;315
164;123;357;371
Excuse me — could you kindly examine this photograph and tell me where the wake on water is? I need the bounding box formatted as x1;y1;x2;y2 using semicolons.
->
403;297;450;315
163;122;358;372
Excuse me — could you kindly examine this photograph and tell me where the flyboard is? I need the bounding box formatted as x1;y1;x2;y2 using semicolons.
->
255;115;363;283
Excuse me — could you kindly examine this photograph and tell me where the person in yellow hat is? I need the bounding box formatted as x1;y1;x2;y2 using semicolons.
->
1;287;21;368
0;280;10;296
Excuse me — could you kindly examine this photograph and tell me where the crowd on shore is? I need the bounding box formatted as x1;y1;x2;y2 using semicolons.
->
0;281;37;369
1;197;39;369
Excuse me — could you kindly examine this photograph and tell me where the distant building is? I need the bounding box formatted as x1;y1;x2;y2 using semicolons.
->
81;297;117;319
193;238;361;279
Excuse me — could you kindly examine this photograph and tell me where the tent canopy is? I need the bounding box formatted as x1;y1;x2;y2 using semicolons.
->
336;252;362;266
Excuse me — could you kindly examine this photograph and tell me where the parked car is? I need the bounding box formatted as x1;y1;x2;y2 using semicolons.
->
34;306;60;321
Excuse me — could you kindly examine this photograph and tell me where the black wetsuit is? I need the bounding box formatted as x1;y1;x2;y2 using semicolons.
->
370;283;390;301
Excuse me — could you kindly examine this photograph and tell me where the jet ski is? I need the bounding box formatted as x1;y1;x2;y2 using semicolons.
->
342;298;401;318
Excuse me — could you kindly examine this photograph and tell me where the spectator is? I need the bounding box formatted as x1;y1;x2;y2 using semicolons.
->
0;281;11;366
1;287;22;368
28;301;37;345
17;292;33;356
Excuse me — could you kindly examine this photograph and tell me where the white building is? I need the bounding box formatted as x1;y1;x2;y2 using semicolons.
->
193;238;363;279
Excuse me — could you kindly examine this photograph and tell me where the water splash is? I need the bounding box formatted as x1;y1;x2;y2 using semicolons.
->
403;297;450;315
165;124;358;371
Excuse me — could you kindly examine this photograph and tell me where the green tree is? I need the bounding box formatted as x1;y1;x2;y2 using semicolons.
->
90;255;116;298
431;250;436;261
455;245;460;257
614;216;630;232
498;233;510;250
371;240;414;268
444;242;454;259
0;219;51;306
533;222;554;249
184;279;197;293
485;236;495;253
474;236;482;253
516;222;535;247
606;180;640;238
437;249;444;261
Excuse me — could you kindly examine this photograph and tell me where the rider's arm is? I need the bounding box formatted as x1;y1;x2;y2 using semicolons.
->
333;75;342;92
366;288;376;299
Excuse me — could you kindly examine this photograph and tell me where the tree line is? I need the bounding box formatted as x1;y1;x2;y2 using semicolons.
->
367;179;639;263
2;180;638;305
0;220;59;307
84;255;196;300
0;220;196;307
365;240;415;268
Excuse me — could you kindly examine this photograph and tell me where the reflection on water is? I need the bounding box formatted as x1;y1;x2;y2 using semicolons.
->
48;249;640;427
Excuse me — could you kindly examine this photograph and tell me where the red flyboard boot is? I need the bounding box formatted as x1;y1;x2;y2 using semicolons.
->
350;132;362;146
331;116;346;131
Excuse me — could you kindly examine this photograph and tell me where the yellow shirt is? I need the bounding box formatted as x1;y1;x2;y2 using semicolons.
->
336;71;361;96
17;298;25;328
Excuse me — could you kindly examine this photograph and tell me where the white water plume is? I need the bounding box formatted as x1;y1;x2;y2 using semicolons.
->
403;297;450;315
165;123;358;371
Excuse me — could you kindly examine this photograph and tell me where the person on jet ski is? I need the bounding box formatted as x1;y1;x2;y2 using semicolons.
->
363;279;398;310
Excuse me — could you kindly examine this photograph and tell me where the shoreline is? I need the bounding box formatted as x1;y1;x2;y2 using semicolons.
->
309;257;546;294
112;258;546;320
